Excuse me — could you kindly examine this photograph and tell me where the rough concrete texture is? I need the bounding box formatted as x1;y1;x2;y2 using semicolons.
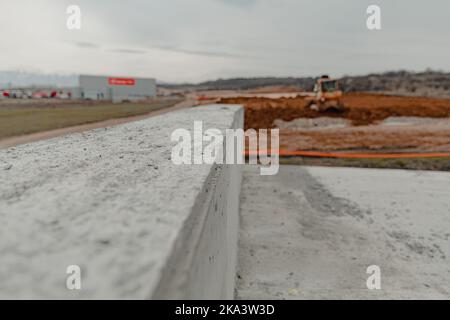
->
0;104;243;299
237;165;450;299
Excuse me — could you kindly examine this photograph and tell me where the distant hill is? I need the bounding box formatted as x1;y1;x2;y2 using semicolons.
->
0;71;78;89
161;77;316;91
162;70;450;98
340;70;450;98
3;70;450;98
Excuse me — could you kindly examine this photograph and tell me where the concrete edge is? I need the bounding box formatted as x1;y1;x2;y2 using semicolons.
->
151;107;244;299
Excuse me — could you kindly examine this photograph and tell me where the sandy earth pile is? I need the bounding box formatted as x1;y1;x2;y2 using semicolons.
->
220;93;450;152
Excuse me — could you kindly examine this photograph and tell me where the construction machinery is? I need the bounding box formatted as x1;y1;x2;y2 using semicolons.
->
306;75;344;112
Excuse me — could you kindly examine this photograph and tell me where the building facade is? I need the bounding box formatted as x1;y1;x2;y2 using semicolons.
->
79;75;157;102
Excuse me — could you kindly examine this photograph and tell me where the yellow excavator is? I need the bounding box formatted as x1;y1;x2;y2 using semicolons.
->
306;75;345;112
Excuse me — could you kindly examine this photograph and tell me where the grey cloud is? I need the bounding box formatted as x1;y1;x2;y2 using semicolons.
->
148;44;249;59
217;0;259;7
74;42;100;49
109;48;147;54
91;43;243;58
74;42;147;55
2;0;449;82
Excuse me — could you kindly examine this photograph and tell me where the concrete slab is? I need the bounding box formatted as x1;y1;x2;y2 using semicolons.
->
236;165;450;299
0;104;243;299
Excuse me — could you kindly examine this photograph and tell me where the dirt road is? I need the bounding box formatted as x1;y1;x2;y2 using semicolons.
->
0;99;193;149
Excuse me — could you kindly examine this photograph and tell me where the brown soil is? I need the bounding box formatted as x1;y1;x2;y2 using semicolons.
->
220;93;450;130
280;126;450;152
247;86;304;94
219;93;450;152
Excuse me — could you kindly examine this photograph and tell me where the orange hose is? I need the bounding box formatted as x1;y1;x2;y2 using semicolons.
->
245;150;450;159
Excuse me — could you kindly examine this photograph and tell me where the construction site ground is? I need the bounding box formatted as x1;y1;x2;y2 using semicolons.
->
219;92;450;171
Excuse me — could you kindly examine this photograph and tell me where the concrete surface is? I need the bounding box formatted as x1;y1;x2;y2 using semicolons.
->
0;104;242;299
237;165;450;299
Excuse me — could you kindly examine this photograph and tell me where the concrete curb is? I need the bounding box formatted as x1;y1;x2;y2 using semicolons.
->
0;104;243;299
152;106;244;299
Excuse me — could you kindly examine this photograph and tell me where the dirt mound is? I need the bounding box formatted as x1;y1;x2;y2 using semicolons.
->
219;93;450;153
219;93;450;130
247;86;303;94
343;93;450;125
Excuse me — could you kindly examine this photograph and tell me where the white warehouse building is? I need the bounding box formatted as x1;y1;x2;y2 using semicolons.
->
79;75;156;102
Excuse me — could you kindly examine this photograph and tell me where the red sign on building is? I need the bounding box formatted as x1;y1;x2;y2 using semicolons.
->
108;77;136;86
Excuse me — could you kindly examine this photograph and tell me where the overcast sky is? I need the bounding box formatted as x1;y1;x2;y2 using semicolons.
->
0;0;449;83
